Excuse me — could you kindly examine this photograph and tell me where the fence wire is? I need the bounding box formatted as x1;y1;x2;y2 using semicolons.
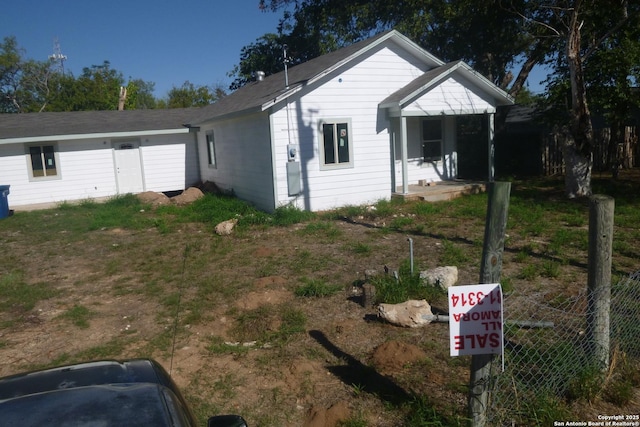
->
487;269;640;426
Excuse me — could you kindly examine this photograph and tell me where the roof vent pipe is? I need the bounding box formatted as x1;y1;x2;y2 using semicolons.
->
255;71;265;82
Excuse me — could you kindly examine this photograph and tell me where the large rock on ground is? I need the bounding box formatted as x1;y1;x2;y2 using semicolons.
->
377;299;433;328
137;191;171;207
171;187;204;206
420;266;458;290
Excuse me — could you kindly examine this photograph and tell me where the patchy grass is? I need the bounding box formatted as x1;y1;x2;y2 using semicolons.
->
58;304;94;329
1;171;640;425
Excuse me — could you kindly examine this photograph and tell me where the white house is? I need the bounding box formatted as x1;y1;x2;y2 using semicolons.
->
0;109;200;209
190;30;513;212
0;30;513;212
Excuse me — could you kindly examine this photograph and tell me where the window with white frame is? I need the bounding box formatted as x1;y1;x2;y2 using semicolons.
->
422;119;443;162
320;120;352;169
28;144;59;179
205;130;217;168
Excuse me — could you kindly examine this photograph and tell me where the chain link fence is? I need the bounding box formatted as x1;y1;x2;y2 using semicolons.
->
486;269;640;426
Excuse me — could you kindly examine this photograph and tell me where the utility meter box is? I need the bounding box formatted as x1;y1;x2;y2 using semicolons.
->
287;161;301;196
287;144;299;162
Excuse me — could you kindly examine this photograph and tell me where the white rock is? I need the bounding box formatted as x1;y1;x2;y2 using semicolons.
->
377;299;433;328
420;266;458;290
215;218;238;236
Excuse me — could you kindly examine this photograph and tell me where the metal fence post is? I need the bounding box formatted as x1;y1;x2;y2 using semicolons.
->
587;194;614;371
469;181;511;427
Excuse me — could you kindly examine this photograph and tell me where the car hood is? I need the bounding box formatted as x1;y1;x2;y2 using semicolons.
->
0;382;189;426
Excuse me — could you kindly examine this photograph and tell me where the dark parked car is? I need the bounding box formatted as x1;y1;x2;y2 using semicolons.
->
0;359;248;427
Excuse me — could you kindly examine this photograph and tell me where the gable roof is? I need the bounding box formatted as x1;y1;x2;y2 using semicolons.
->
380;60;513;109
191;29;445;124
0;108;198;144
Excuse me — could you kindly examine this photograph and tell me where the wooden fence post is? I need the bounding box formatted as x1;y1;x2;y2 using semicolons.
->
587;194;614;371
469;181;511;427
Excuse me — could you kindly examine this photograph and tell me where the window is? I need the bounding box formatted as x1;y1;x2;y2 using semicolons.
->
422;119;443;162
28;144;58;178
205;130;216;168
321;120;352;169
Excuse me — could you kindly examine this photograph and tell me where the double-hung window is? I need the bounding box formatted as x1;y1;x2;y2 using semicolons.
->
320;119;352;169
422;119;443;162
205;130;217;168
28;144;59;179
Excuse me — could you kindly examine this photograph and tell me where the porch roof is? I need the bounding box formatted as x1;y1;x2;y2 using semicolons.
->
379;60;514;114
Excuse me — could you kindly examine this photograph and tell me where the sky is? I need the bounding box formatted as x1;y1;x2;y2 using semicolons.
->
1;0;548;99
1;0;284;97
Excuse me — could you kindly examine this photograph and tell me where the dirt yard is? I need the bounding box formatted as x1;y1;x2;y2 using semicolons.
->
1;176;638;426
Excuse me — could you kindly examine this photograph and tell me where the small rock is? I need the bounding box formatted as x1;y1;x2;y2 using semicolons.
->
215;218;238;236
420;266;458;290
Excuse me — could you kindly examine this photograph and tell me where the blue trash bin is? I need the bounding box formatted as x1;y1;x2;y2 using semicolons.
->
0;185;10;219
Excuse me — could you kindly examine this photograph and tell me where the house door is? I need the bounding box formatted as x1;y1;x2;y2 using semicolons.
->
456;116;489;179
113;141;144;194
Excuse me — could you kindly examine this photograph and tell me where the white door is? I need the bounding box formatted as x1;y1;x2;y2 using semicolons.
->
114;141;144;194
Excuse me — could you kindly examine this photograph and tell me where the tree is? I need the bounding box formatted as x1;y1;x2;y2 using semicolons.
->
1;36;162;113
0;36;57;113
126;78;157;110
528;0;638;196
254;0;639;197
584;4;640;171
253;0;537;98
165;81;225;108
229;33;290;90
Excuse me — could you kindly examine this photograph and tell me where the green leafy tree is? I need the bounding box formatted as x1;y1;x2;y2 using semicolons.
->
255;0;639;197
229;33;291;90
252;0;538;97
126;78;157;110
530;0;639;196
0;36;57;113
0;36;25;112
165;81;225;108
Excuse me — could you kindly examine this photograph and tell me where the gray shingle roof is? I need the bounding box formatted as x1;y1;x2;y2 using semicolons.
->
190;29;444;124
0;108;198;140
0;29;512;142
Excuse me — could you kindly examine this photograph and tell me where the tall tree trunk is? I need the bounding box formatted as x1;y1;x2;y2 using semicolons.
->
564;0;594;198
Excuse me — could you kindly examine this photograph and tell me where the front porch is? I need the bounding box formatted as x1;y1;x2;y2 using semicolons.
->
392;180;486;202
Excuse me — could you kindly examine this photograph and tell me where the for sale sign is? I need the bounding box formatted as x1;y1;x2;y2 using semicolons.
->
448;283;503;357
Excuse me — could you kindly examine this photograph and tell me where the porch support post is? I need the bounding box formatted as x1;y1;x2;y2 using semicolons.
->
400;114;409;194
488;113;495;182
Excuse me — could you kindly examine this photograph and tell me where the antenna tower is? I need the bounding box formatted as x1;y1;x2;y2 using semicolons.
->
49;37;67;75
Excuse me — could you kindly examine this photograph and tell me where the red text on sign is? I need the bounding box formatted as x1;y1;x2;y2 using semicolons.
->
453;333;501;350
450;290;501;308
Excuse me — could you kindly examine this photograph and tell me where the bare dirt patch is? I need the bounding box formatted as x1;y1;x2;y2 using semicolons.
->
1;173;639;426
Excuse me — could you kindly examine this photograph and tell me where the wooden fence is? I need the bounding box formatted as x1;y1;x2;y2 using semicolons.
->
541;126;638;176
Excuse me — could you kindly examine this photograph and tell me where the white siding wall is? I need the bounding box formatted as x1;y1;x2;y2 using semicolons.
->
404;76;495;115
198;112;275;212
270;43;431;211
0;133;197;208
141;133;198;192
0;139;116;207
